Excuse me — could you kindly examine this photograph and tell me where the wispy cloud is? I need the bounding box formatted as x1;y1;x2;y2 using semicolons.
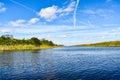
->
0;2;6;13
1;25;80;35
73;0;80;29
0;29;11;33
81;9;113;15
59;1;75;17
80;9;96;15
9;19;26;27
9;18;39;27
63;1;75;12
59;34;68;38
103;24;119;27
9;0;37;14
80;9;114;18
27;18;39;25
97;27;120;39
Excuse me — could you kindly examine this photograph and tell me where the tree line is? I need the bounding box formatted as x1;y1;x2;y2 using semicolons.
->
0;34;56;46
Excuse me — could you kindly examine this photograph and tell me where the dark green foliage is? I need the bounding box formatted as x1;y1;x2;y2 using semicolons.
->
30;37;41;46
40;39;55;46
0;35;56;46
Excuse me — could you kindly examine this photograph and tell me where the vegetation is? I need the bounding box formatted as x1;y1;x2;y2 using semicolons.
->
78;41;120;47
0;34;61;50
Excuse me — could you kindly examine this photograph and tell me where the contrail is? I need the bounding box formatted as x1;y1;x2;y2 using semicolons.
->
73;0;80;29
88;20;93;27
9;0;37;14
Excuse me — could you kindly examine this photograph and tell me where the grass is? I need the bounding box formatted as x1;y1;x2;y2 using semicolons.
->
77;41;120;47
0;44;60;51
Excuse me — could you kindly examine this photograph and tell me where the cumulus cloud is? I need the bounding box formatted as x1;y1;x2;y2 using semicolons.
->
0;2;6;13
10;19;26;27
28;18;39;25
38;6;58;21
38;1;75;21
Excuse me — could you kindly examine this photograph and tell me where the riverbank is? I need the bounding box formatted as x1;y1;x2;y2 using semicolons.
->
0;35;63;51
76;41;120;47
0;45;61;51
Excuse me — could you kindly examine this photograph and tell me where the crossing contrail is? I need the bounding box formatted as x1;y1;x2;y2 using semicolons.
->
73;0;80;29
9;0;37;14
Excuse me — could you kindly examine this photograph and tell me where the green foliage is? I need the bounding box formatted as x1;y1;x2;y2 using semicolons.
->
80;41;120;47
40;39;55;46
30;37;41;46
0;35;56;46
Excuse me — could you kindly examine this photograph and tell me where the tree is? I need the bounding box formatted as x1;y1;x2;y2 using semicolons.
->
1;34;13;39
0;35;56;46
48;41;54;46
30;37;41;46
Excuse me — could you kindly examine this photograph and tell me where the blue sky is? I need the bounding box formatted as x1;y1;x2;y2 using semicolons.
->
0;0;120;45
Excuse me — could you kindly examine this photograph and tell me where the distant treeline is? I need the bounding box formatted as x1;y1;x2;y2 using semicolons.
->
79;41;120;47
0;34;56;46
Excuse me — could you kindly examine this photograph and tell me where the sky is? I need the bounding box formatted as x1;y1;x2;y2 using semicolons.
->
0;0;120;45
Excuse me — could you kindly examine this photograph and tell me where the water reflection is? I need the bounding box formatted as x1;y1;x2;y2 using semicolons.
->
0;47;120;80
0;52;14;67
30;50;40;53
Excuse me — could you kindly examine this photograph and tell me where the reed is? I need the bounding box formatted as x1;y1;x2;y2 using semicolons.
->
0;44;59;51
79;41;120;47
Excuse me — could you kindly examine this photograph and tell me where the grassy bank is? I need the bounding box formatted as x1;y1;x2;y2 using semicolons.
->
0;35;63;51
77;41;120;47
0;45;61;51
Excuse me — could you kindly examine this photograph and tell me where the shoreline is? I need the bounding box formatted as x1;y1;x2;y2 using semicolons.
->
75;45;120;47
0;45;61;51
75;41;120;47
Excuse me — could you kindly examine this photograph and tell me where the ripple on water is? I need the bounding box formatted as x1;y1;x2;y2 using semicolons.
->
0;47;120;80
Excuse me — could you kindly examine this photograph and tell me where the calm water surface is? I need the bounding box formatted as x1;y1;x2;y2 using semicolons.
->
0;47;120;80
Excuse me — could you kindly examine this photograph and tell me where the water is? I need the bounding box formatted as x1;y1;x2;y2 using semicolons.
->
0;46;120;80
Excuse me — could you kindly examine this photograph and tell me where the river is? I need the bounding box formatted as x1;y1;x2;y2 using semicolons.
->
0;46;120;80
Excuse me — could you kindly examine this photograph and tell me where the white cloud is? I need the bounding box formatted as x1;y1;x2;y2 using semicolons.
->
60;34;68;38
60;1;76;16
11;25;73;34
81;9;96;15
80;9;114;18
38;6;58;21
0;29;11;33
103;24;119;27
9;18;40;27
110;28;120;33
0;2;6;13
28;18;39;25
38;1;75;21
9;19;26;27
64;1;75;12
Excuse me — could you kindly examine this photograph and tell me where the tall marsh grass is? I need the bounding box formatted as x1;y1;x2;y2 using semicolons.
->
0;44;58;51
